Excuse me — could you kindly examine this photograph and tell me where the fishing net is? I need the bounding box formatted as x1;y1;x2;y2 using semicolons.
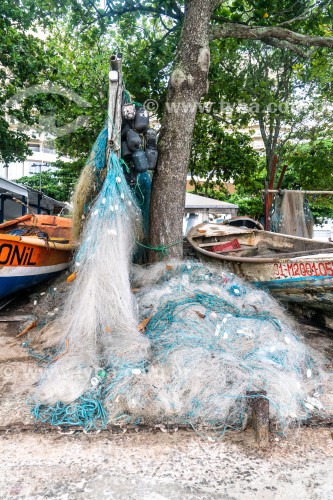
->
29;256;330;433
72;127;109;240
270;191;314;238
32;149;149;407
26;126;330;435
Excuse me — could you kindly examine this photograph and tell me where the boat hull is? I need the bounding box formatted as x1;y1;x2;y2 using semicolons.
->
187;223;333;317
0;215;74;300
0;262;70;299
236;259;333;315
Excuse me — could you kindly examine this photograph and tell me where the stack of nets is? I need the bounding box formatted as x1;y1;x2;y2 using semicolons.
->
27;130;329;435
30;258;329;434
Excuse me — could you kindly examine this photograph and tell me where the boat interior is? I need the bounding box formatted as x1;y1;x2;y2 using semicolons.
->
0;215;73;244
188;223;333;260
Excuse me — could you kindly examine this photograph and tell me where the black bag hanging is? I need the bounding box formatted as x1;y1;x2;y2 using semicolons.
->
145;147;158;170
145;128;157;149
132;149;149;173
134;107;149;133
121;121;131;140
121;140;132;162
127;129;142;151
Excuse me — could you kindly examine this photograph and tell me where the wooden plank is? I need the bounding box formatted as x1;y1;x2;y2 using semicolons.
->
195;241;333;259
197;230;253;239
266;190;333;195
247;391;270;448
198;242;254;249
107;54;123;160
0;315;35;322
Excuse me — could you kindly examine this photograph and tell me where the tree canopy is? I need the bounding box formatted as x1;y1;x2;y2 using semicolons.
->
0;0;47;163
3;0;333;257
189;114;259;195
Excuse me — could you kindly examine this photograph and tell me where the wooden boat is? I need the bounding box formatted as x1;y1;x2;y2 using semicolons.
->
187;222;333;319
0;214;74;299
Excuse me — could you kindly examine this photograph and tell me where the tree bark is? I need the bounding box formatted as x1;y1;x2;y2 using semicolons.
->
211;23;333;49
148;0;218;261
146;4;333;262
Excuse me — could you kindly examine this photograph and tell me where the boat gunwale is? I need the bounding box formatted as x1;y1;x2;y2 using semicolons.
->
187;224;333;264
0;234;75;252
0;214;75;251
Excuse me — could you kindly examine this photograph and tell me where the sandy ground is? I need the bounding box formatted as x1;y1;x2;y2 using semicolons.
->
0;428;333;499
0;278;333;499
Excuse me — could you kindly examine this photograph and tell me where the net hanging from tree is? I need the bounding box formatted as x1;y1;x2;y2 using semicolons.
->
270;191;314;238
29;142;331;434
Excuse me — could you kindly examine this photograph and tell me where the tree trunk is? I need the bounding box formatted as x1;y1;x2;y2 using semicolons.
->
190;171;198;193
148;0;217;261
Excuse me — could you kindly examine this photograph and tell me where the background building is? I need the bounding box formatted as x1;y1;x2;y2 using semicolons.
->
0;176;66;222
0;134;62;181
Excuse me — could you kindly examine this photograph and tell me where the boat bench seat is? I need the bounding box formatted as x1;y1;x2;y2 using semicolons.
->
198;241;258;256
213;245;258;255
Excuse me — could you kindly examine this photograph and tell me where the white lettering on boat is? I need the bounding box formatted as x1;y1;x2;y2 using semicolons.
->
274;261;333;278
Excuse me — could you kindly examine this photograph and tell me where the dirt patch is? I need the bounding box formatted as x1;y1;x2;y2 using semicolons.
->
0;428;332;499
0;279;333;498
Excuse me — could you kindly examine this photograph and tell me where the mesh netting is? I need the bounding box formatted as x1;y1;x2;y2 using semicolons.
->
270;191;314;238
26;130;330;435
30;258;329;434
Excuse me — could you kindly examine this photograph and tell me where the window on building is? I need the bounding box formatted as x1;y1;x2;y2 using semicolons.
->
42;146;55;154
27;143;40;152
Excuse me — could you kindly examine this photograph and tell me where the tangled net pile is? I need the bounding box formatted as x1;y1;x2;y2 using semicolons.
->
29;128;329;435
32;256;328;433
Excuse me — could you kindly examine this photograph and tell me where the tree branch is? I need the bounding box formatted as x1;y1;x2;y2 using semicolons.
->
211;23;333;51
277;0;331;27
104;0;182;21
262;37;315;58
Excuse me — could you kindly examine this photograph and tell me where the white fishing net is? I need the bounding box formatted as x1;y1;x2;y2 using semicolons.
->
28;139;330;435
33;152;149;406
31;258;330;434
102;261;328;431
271;191;314;238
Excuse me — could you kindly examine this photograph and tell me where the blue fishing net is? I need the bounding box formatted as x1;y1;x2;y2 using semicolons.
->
28;128;329;435
31;261;328;434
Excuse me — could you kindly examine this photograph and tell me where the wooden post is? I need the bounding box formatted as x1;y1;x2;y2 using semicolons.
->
276;164;288;190
246;390;270;448
267;154;278;216
264;190;333;195
107;53;123;160
264;181;270;231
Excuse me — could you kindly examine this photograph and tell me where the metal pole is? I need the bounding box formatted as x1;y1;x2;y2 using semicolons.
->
21;196;27;216
37;193;41;214
264;190;333;195
0;194;5;223
264;181;270;231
